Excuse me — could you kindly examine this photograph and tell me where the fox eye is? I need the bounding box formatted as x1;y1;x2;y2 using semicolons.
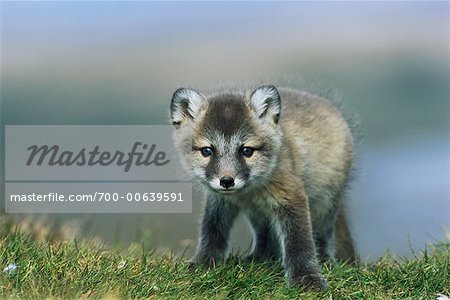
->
241;147;254;158
200;147;214;157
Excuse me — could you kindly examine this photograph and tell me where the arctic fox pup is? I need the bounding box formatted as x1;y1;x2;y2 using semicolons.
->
170;85;356;290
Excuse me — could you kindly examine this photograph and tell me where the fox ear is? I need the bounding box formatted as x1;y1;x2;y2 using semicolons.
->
170;88;206;128
249;85;281;124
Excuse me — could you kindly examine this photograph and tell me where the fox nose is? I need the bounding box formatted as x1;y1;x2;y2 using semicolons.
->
220;176;235;189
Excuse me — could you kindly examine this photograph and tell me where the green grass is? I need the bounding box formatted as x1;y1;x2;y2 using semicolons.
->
0;231;448;299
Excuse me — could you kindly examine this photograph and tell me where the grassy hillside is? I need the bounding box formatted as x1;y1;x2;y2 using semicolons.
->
0;231;448;299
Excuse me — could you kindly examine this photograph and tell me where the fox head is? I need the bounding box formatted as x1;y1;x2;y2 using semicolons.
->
170;86;283;195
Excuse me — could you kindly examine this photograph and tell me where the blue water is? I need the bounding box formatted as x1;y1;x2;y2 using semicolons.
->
350;135;450;260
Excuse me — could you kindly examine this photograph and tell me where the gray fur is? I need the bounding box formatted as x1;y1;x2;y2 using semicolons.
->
170;86;356;290
190;193;239;266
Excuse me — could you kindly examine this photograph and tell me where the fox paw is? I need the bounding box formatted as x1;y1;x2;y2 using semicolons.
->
187;256;220;272
289;273;329;291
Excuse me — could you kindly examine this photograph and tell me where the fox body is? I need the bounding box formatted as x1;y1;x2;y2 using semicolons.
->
170;86;356;290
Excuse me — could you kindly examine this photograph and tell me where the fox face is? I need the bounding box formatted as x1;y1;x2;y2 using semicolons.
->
170;86;283;195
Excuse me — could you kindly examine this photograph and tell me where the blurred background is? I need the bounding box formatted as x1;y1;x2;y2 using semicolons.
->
1;2;449;260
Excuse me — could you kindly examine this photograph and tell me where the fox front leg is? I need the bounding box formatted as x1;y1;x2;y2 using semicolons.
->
272;195;328;291
245;208;280;262
189;193;239;269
